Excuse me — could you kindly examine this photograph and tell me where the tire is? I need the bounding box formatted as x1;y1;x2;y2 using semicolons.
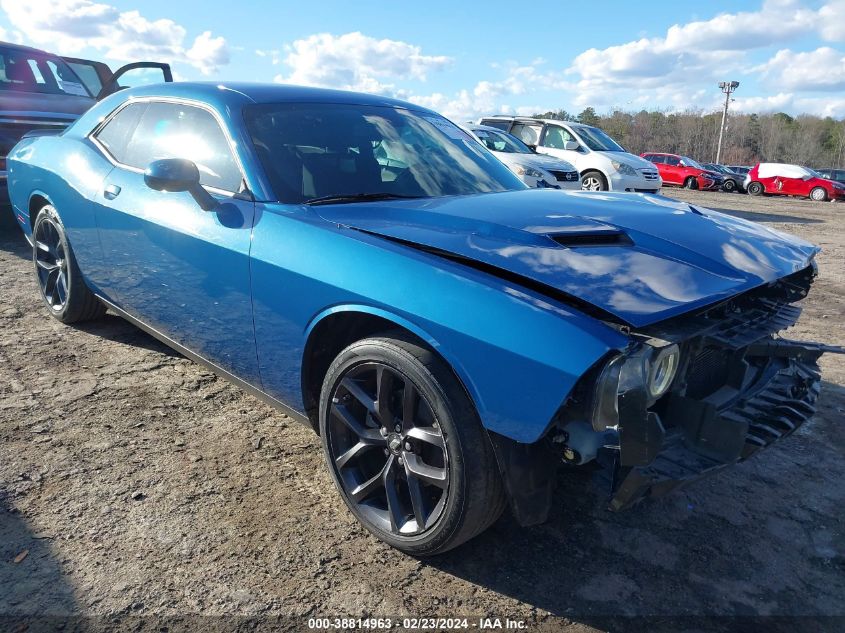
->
319;332;505;556
722;179;736;193
810;187;827;202
684;176;699;190
581;171;607;191
32;205;106;324
747;181;764;196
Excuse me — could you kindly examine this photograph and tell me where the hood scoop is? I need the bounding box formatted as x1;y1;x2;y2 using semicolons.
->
549;229;633;248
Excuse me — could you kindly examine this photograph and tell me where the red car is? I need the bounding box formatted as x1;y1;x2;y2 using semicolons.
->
641;152;723;190
745;163;845;201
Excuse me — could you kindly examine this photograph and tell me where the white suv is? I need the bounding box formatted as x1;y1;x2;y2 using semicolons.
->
478;116;661;193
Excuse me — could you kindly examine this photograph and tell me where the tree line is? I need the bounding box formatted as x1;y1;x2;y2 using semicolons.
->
532;107;845;169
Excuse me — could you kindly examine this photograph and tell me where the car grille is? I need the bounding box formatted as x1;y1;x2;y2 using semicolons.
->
685;346;730;399
640;169;660;181
549;170;579;182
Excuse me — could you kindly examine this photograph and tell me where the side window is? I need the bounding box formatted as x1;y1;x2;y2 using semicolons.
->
836;170;845;182
26;59;47;85
510;123;542;146
541;126;565;149
664;155;680;166
479;119;510;131
649;154;666;164
94;102;148;164
123;102;242;192
65;61;103;95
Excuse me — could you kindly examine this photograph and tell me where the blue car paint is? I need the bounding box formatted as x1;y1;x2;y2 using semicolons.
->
313;190;819;328
6;82;819;444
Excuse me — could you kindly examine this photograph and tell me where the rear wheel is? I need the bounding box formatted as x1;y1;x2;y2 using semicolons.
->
581;171;607;191
747;181;765;196
32;205;106;324
319;332;505;555
684;176;699;190
810;187;827;202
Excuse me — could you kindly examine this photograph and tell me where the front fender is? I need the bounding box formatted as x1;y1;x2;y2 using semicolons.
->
252;205;630;443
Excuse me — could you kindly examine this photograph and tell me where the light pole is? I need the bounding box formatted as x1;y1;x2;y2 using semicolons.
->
715;80;739;164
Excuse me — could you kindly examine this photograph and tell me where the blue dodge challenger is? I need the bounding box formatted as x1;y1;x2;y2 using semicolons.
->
6;83;842;554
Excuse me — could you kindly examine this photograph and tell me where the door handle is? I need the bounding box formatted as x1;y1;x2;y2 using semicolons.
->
104;184;121;200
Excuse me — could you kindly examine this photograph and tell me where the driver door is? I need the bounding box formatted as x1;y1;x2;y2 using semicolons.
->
537;124;581;165
89;99;259;384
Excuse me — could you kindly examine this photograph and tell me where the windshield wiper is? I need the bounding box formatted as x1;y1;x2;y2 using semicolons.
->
304;192;425;206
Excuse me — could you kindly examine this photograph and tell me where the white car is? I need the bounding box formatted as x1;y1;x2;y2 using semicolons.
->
465;124;581;190
478;116;661;193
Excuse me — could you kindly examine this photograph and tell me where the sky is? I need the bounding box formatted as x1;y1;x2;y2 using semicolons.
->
2;0;844;121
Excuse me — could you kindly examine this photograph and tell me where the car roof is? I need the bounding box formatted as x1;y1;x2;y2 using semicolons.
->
0;40;61;57
114;81;437;113
481;115;591;128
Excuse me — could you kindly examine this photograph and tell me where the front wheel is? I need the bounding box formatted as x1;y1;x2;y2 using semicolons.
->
747;181;765;196
319;333;505;555
810;187;828;202
684;176;699;190
722;179;736;193
581;171;607;191
32;205;106;323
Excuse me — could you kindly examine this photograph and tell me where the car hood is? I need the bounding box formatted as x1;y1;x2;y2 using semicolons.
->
0;91;94;120
314;189;819;328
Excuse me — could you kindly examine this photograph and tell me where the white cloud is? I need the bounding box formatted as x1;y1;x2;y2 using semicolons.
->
732;92;845;117
404;62;573;121
0;0;230;75
755;47;845;91
565;0;845;108
273;32;451;93
818;0;845;41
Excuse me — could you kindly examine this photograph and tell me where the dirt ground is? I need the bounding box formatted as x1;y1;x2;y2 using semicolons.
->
1;189;843;633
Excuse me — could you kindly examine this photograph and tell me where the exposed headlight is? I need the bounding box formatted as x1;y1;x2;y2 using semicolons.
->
514;164;546;179
646;344;679;400
590;343;680;432
611;160;637;177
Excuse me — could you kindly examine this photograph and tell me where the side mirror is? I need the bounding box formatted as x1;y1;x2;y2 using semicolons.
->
563;140;578;151
144;158;217;211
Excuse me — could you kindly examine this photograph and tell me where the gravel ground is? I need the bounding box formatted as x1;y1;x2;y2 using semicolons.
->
1;189;843;633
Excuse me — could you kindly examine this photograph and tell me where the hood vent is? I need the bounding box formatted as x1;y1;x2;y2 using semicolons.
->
549;231;633;248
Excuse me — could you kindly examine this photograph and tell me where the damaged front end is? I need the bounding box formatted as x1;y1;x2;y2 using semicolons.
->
552;263;844;511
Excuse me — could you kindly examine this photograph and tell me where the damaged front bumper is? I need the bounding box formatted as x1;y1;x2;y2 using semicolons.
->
597;263;845;510
609;338;838;510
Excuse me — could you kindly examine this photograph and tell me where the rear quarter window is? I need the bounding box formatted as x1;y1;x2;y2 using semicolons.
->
94;102;148;164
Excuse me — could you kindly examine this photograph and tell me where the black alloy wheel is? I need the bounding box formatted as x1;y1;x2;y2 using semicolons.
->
34;212;69;312
326;361;449;535
722;178;737;193
319;333;505;555
32;205;106;323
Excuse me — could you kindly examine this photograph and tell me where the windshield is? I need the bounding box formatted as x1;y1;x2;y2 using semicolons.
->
681;156;705;170
0;46;91;97
245;103;524;204
573;125;625;152
471;128;532;154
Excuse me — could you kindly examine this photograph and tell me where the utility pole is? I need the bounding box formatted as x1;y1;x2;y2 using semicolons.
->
715;81;739;164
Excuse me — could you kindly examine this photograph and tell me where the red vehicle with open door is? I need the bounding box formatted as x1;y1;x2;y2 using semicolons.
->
640;152;723;190
745;163;845;201
1;41;171;205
